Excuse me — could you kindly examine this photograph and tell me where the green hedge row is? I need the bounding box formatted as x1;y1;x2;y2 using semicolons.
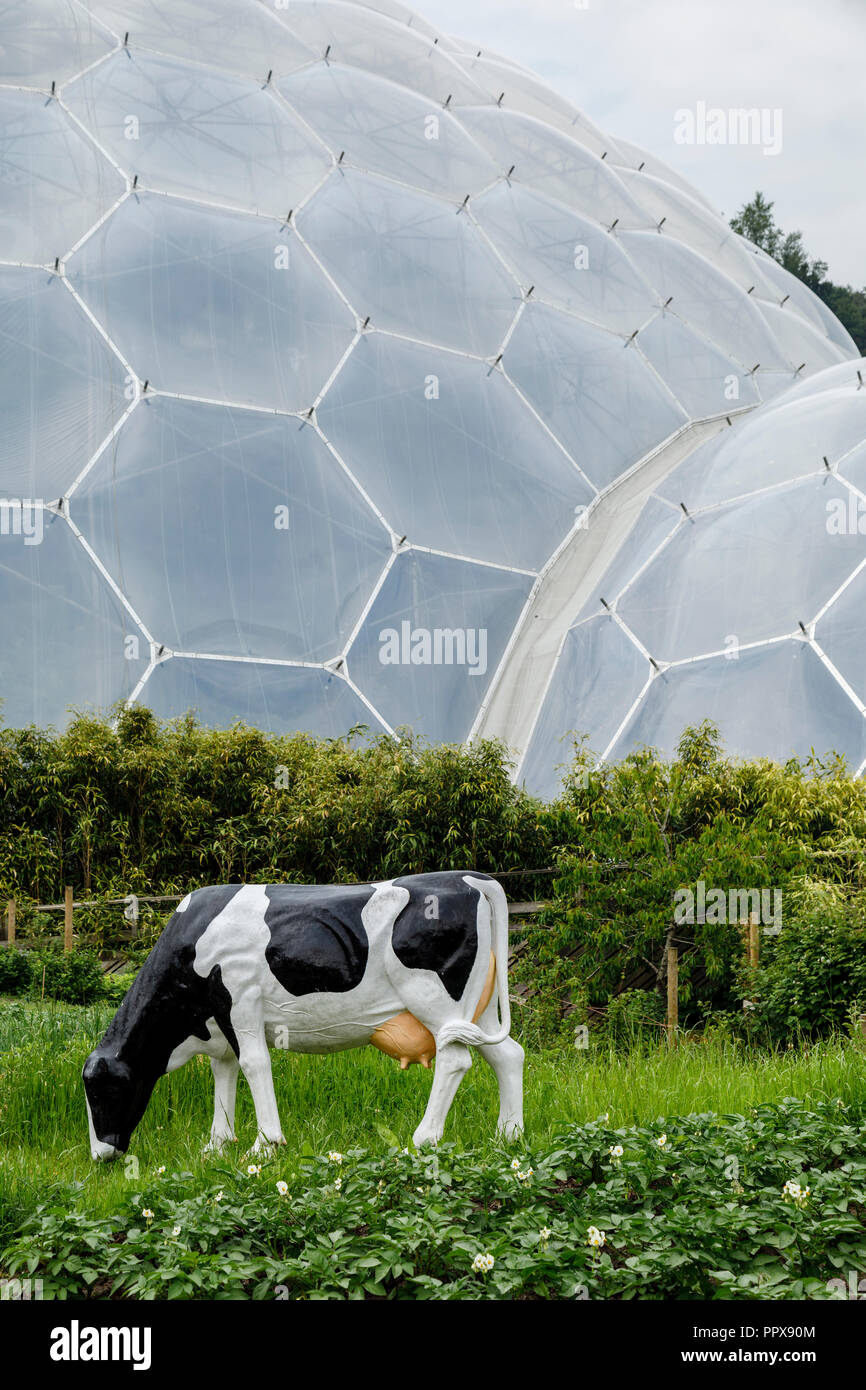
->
0;947;133;1006
3;710;866;1041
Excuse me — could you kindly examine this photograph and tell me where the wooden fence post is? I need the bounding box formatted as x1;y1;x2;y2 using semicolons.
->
666;945;678;1046
748;911;760;970
5;898;14;946
64;886;74;953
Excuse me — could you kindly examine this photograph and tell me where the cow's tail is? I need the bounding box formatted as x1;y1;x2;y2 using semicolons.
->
435;876;512;1050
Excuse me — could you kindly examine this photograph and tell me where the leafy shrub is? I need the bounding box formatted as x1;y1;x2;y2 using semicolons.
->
2;1100;864;1300
0;713;550;942
0;948;31;996
756;884;866;1040
514;722;866;1043
101;972;137;1007
27;948;105;1005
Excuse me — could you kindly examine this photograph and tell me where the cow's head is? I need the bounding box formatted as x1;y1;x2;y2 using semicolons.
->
82;1050;153;1161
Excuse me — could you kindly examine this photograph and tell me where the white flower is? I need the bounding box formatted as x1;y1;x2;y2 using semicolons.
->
156;1165;166;1175
141;1208;153;1221
213;1190;224;1203
516;1166;534;1183
609;1144;624;1159
511;1158;521;1171
657;1134;667;1148
276;1180;289;1196
782;1178;810;1206
586;1226;606;1248
539;1227;552;1243
171;1225;181;1237
328;1151;343;1165
602;1112;610;1123
471;1252;495;1274
247;1163;261;1177
334;1177;343;1191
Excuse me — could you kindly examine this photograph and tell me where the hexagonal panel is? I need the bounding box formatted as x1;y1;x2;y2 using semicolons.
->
279;61;498;198
139;655;381;734
472;182;658;334
617;169;779;299
457;106;649;231
609;136;718;213
613;641;866;771
83;0;315;81
0;267;128;498
505;303;686;491
348;548;532;741
748;247;854;350
74;396;392;660
275;1;488;105
618;476;866;663
0;0;115;85
64;49;330;215
521;614;649;798
636;313;760;418
0;510;148;727
756;301;848;374
316;333;592;571
296;168;518;355
454;51;625;160
657;389;866;511
67;194;356;408
620;229;790;373
0;89;125;264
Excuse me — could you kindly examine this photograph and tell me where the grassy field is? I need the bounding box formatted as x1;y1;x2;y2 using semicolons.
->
1;998;865;1299
1;996;865;1226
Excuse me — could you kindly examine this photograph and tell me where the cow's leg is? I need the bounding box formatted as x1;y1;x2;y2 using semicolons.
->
474;995;524;1140
412;1040;473;1148
477;1038;524;1140
230;998;286;1152
204;1052;240;1153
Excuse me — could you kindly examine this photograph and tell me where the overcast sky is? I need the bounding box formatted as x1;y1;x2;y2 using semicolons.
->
419;0;864;286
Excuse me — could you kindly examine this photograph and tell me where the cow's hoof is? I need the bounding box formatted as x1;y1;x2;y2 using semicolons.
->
248;1135;287;1157
497;1121;524;1143
203;1136;235;1155
411;1127;441;1149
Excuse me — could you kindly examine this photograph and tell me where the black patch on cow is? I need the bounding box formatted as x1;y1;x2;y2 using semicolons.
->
263;883;373;996
392;871;487;1001
83;885;244;1149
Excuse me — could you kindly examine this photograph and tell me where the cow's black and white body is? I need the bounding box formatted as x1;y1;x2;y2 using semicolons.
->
83;872;523;1158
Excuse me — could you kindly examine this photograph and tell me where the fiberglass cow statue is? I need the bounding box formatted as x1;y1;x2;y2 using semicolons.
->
83;871;524;1159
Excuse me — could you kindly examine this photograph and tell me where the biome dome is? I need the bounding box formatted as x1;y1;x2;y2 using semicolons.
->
519;358;866;797
0;0;858;780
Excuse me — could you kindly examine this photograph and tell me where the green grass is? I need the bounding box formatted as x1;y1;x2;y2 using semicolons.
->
1;996;865;1235
2;998;865;1299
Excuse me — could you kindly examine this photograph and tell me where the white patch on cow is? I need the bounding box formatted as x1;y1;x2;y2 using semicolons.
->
193;884;272;999
166;1016;233;1072
176;893;191;913
86;1094;120;1162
